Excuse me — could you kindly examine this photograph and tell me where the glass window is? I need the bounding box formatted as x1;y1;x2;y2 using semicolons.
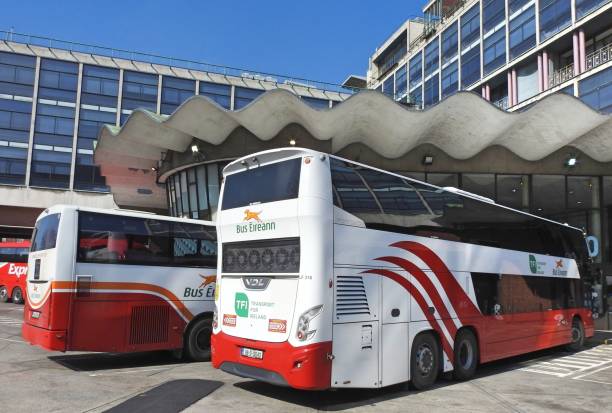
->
462;174;495;200
383;76;394;98
358;169;429;215
575;0;610;19
532;175;566;218
484;28;507;74
441;22;458;65
461;47;481;87
172;222;217;267
395;65;408;99
409;85;423;108
161;76;195;115
121;71;158;115
442;62;459;98
409;52;423;89
234;87;264;110
509;6;536;59
496;175;529;210
31;213;60;252
509;0;532;14
200;82;231;109
207;164;221;220
424;75;439;108
579;66;612;114
302;96;329;109
331;159;380;213
222;158;301;210
461;4;481;50
424;39;440;77
483;0;506;33
539;0;572;42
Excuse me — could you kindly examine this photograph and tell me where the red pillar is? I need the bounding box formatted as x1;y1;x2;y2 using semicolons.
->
579;29;586;73
542;50;549;90
573;32;580;76
537;53;543;93
512;68;518;106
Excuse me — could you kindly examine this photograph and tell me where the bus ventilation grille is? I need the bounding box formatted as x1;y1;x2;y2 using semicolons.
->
129;306;170;345
335;276;371;316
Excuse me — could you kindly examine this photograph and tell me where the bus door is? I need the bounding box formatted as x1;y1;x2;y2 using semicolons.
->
331;267;381;388
380;273;410;386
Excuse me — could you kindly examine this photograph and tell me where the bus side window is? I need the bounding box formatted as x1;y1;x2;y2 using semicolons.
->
172;222;217;267
471;273;499;315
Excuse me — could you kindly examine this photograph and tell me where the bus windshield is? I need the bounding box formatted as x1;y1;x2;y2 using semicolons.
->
31;213;60;252
221;158;301;210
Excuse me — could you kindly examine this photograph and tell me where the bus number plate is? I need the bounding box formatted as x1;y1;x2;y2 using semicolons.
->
241;347;263;360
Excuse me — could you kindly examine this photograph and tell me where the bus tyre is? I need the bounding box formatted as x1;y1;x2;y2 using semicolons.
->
0;286;8;303
185;317;212;362
410;333;439;390
453;329;478;381
11;287;23;305
566;318;584;352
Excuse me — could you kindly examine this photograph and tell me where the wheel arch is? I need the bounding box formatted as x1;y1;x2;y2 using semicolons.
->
183;311;214;341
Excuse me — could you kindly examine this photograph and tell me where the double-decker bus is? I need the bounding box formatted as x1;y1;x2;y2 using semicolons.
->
211;148;595;390
22;205;217;361
0;240;30;304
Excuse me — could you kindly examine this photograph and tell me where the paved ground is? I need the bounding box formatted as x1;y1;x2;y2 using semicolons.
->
1;302;611;413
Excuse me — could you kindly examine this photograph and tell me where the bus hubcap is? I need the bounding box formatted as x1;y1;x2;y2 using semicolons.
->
459;341;473;369
572;325;581;343
0;288;6;299
416;345;434;375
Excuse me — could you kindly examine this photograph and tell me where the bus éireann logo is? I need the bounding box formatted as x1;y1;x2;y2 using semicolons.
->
235;292;249;317
243;209;262;222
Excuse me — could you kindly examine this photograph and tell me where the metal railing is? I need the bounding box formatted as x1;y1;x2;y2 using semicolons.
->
549;63;575;88
586;42;612;71
1;29;358;95
493;96;509;110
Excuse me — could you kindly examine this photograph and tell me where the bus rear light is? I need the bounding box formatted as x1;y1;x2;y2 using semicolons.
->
223;238;300;273
296;305;323;341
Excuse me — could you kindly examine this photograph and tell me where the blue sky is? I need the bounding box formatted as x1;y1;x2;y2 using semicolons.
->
1;0;422;85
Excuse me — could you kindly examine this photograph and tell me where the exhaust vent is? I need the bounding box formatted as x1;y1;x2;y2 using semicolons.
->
129;305;170;345
335;276;370;316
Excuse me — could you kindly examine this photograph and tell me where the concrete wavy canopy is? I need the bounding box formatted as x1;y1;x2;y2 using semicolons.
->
95;89;612;208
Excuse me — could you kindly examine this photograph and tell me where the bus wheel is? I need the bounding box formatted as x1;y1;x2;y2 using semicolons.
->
565;318;584;352
185;317;212;362
453;329;478;381
0;286;8;303
410;333;439;390
11;288;23;305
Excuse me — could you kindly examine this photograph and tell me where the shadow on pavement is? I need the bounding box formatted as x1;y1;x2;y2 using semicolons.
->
234;344;595;411
48;350;187;372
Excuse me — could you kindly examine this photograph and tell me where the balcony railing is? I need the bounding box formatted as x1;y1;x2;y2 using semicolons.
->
493;96;509;110
586;42;612;71
1;29;356;95
550;63;574;88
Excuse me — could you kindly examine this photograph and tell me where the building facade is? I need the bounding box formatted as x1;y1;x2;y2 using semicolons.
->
0;30;351;235
368;0;611;113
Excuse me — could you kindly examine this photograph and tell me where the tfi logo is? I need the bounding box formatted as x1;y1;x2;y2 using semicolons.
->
235;292;249;317
8;264;27;278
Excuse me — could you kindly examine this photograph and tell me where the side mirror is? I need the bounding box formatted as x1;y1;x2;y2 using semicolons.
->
586;236;599;258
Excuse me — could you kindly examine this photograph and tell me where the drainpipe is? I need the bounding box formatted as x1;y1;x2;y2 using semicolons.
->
542;50;549;90
485;84;490;101
507;71;513;107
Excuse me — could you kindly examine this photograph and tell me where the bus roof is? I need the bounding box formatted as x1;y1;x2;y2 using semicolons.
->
38;205;215;227
223;147;584;235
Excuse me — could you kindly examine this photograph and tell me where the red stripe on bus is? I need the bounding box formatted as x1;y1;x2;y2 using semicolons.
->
375;256;459;338
364;268;454;363
392;241;481;320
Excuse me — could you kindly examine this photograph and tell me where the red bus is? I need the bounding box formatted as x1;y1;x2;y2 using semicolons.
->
0;240;29;304
23;206;217;361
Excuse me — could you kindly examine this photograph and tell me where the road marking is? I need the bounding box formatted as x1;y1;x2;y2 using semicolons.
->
0;337;24;343
520;345;612;379
0;316;22;326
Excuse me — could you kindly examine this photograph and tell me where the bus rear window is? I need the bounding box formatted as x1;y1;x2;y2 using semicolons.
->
31;214;60;252
222;158;301;210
